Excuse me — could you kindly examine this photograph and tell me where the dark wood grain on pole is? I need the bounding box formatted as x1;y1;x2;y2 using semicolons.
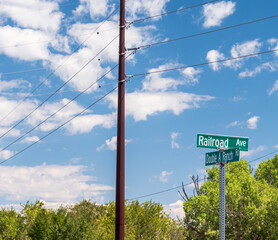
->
115;0;125;239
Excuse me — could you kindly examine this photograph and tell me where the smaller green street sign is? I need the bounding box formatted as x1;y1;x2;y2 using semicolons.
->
205;148;240;166
197;133;248;151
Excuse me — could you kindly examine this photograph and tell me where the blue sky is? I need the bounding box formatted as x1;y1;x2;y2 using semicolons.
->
0;0;278;218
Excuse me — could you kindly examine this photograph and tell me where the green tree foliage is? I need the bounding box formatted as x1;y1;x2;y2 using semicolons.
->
182;159;278;239
255;154;278;188
0;200;182;239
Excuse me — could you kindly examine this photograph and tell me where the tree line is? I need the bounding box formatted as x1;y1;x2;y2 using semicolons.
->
1;155;277;239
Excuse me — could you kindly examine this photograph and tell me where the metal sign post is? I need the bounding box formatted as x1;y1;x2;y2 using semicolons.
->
219;162;225;240
197;133;248;240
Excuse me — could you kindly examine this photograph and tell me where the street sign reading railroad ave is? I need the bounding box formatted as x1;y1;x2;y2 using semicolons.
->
197;133;248;151
205;148;240;166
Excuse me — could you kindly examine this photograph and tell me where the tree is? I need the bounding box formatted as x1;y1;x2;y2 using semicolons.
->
182;160;278;239
0;207;26;240
255;154;278;188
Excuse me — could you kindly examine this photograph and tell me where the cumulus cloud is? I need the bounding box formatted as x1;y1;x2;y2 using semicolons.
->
21;136;40;144
74;0;111;19
182;67;202;85
226;120;243;128
247;116;260;130
164;200;184;219
202;1;236;28
207;39;262;71
96;136;132;151
0;26;51;61
0;164;114;202
206;49;225;71
65;113;116;135
159;170;173;183
142;63;183;92
239;62;278;78
226;39;262;69
126;0;170;18
0;149;14;160
0;79;30;92
0;0;63;33
171;132;180;149
108;91;214;121
241;145;266;159
268;80;278;96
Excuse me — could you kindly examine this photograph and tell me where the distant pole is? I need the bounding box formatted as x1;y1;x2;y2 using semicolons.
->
219;163;225;240
115;0;125;239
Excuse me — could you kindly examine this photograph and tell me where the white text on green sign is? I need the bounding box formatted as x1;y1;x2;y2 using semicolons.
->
197;134;248;151
205;148;240;166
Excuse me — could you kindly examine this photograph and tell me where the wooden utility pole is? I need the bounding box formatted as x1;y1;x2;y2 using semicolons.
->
115;0;125;239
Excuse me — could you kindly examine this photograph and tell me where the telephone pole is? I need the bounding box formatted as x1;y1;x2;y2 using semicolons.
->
115;0;125;239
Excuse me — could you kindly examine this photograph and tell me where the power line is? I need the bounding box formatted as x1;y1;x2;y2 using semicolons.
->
128;48;278;78
0;86;118;165
128;150;278;201
127;14;278;51
0;1;79;14
129;0;220;24
0;26;118;50
0;6;119;125
0;33;119;140
0;51;136;154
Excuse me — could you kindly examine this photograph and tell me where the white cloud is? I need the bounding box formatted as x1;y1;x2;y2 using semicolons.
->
164;200;184;219
21;136;40;144
171;132;180;149
207;39;262;71
0;164;114;202
0;128;20;137
0;26;51;61
0;0;63;33
74;0;110;19
226;39;262;69
268;80;278;96
159;170;173;183
273;145;278;149
108;91;214;121
182;67;202;85
97;136;132;151
65;113;116;135
0;96;37;127
226;120;243;128
0;149;14;160
142;63;183;92
126;0;170;18
247;116;260;130
0;79;30;92
206;49;225;71
202;1;236;28
49;21;154;93
239;62;278;78
268;38;278;56
241;145;266;159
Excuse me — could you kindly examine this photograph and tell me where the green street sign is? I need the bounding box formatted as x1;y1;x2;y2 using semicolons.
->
205;148;240;166
197;133;248;151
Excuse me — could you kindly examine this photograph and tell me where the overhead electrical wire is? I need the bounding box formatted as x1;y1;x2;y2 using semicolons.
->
0;33;119;140
0;26;119;50
128;150;278;201
127;14;278;51
0;86;118;165
129;0;220;24
127;48;278;79
0;6;119;125
0;50;136;155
